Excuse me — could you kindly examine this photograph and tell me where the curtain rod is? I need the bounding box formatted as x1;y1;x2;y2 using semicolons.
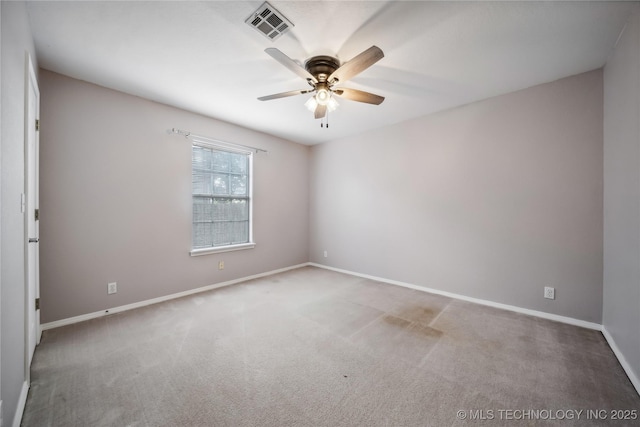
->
168;128;268;154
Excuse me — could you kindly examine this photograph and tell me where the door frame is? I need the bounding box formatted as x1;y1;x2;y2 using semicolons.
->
24;53;41;377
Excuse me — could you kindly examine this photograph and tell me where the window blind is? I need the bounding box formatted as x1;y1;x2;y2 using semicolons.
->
192;143;252;249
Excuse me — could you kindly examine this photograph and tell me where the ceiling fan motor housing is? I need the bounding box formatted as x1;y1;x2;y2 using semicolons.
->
305;56;340;83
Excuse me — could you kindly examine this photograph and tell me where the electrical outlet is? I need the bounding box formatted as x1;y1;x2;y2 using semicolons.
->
323;250;328;258
544;286;555;300
107;282;117;295
218;261;224;270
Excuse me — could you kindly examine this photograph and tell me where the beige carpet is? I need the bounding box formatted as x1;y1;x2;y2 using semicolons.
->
22;266;639;426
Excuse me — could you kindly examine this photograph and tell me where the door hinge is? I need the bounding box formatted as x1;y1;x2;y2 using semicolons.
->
35;209;40;221
35;119;40;131
35;298;40;310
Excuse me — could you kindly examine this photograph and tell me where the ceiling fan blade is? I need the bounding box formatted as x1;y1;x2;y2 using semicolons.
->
314;104;327;119
265;48;318;84
258;89;311;101
333;88;385;105
328;46;384;84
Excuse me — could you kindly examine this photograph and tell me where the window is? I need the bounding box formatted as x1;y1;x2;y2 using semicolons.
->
191;142;254;255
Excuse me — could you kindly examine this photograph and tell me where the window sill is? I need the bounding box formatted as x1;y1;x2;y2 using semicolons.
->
190;243;256;257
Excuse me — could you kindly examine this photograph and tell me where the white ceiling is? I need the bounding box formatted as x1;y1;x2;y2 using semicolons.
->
26;1;639;145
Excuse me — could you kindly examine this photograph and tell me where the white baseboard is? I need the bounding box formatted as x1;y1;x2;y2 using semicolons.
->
602;327;640;396
12;381;28;427
43;259;603;331
308;263;602;331
41;263;309;331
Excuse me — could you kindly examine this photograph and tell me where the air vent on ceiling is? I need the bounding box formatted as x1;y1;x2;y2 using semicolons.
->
245;2;293;41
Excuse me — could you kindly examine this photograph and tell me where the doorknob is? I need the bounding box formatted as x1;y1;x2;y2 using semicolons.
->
28;237;39;243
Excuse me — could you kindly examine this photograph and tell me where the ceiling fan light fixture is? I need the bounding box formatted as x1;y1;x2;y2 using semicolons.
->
327;97;339;112
315;88;330;105
304;96;318;112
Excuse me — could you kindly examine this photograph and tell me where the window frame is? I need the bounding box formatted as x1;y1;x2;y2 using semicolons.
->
190;140;255;256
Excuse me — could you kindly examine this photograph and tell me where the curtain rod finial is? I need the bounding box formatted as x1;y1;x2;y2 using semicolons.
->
169;128;191;137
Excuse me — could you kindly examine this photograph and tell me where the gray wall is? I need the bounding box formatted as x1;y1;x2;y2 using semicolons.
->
39;70;309;323
603;11;640;386
1;1;38;424
310;70;604;323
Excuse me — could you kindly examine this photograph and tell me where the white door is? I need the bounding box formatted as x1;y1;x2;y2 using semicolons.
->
25;55;41;365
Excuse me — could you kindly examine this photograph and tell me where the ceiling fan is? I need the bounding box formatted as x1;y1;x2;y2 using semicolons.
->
258;46;385;121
